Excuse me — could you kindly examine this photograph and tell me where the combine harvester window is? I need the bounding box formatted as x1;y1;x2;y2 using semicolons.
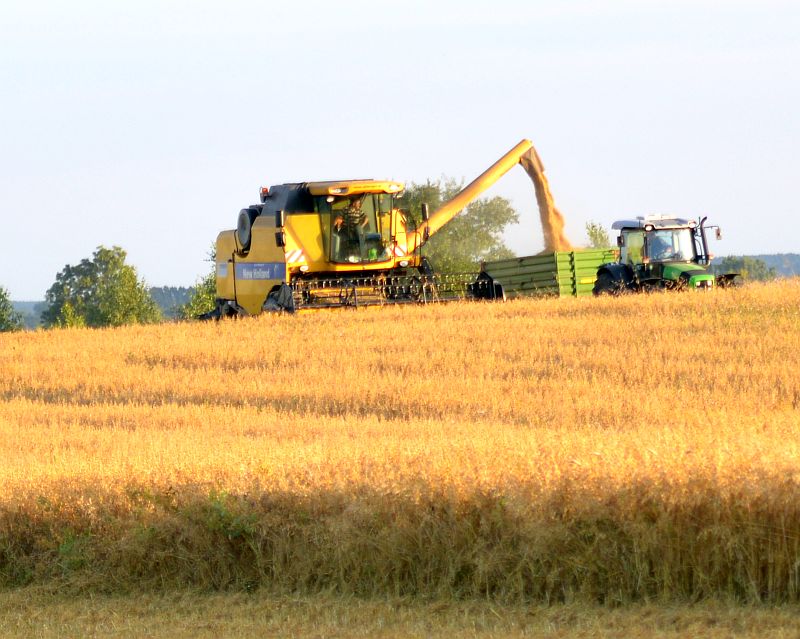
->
318;194;393;264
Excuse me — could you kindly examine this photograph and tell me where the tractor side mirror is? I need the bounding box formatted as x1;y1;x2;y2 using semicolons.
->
617;235;625;247
715;228;722;241
421;203;430;222
275;231;285;247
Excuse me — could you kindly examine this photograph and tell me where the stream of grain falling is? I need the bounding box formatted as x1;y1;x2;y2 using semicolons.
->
519;147;572;252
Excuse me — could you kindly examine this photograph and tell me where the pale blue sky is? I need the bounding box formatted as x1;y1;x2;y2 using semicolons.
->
2;0;798;298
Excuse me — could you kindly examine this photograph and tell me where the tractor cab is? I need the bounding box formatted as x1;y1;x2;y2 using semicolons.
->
594;215;737;294
616;218;703;269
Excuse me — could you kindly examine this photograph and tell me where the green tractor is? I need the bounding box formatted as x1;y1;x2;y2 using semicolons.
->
593;216;740;294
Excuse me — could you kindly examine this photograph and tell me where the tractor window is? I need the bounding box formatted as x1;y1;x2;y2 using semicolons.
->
673;229;696;261
621;231;644;265
646;229;696;262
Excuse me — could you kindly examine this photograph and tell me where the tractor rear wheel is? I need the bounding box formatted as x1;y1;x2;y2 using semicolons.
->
593;272;622;296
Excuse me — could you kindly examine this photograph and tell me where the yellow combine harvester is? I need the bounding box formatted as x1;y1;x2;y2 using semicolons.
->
207;139;559;315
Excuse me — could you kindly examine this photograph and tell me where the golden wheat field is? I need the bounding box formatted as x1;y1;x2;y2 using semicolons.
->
2;280;800;625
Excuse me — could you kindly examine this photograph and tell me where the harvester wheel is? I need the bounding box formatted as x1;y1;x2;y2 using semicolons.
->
197;300;245;320
262;283;296;313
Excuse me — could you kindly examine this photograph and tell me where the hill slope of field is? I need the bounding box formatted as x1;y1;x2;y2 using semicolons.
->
1;281;800;609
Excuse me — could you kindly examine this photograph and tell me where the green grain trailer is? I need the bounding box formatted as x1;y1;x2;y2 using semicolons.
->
478;248;619;299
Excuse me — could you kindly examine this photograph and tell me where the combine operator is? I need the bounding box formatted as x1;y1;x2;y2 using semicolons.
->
332;197;369;262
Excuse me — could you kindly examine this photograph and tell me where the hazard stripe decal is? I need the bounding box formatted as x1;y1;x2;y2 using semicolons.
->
286;249;305;263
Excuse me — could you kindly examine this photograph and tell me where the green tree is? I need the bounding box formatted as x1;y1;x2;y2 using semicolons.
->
585;221;611;248
0;286;24;332
178;247;217;319
41;246;162;328
149;286;194;318
713;256;776;281
400;178;519;273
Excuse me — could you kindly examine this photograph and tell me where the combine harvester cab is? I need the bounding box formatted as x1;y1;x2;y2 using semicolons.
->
593;216;740;294
212;180;410;316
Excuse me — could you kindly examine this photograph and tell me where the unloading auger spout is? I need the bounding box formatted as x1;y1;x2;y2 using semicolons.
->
406;139;572;254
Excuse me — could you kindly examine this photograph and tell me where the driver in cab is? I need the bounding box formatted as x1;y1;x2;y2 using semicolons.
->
649;234;674;260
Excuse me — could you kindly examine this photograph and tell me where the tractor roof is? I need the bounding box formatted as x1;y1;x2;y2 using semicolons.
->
612;215;696;230
306;180;404;196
